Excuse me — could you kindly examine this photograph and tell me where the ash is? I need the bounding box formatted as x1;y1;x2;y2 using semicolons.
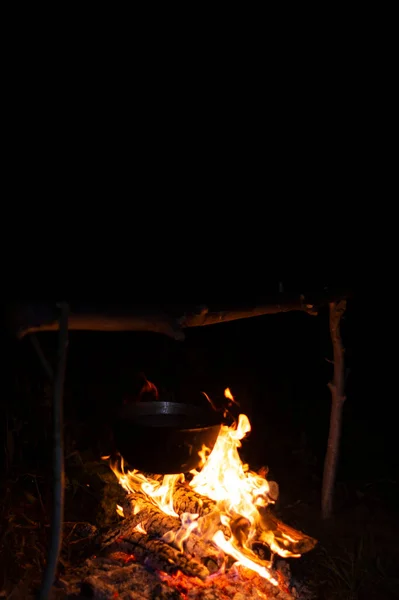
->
58;552;313;600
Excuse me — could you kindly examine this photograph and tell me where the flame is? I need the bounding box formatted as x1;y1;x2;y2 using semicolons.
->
190;413;271;523
187;395;279;582
116;504;124;517
109;387;302;587
109;455;183;517
134;522;147;534
162;512;199;551
224;387;239;405
197;444;210;468
212;531;278;585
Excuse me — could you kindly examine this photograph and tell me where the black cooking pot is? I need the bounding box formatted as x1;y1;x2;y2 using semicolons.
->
113;401;223;474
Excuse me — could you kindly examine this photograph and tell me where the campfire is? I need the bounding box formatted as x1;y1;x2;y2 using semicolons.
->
75;388;317;600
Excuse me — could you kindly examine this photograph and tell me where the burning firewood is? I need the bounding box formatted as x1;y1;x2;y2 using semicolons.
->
104;493;224;572
108;460;316;565
103;391;317;596
256;508;317;557
172;482;223;517
102;527;209;580
172;482;233;538
172;482;316;559
117;482;315;563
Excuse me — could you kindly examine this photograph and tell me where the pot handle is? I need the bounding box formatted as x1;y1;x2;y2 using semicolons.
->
201;389;240;425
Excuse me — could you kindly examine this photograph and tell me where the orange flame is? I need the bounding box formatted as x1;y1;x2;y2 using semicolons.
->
109;455;183;517
224;387;239;405
109;388;298;586
190;412;270;520
212;531;278;585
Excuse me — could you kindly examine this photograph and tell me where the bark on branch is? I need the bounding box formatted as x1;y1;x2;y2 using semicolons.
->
321;300;347;519
16;312;185;341
180;299;318;329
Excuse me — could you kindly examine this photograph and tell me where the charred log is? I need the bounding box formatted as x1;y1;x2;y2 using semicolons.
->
172;483;232;539
173;481;316;558
106;494;223;572
126;481;316;559
102;527;209;580
105;480;315;571
58;490;301;597
172;483;219;516
256;508;317;557
172;483;317;558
